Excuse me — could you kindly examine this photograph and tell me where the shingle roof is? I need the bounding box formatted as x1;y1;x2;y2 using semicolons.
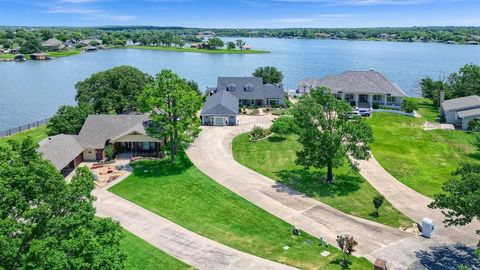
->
216;77;284;100
441;95;480;112
42;38;63;47
38;135;83;170
201;90;239;115
76;114;150;149
457;108;480;118
298;70;407;97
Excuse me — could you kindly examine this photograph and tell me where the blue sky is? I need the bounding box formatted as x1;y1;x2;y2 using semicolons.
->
0;0;479;28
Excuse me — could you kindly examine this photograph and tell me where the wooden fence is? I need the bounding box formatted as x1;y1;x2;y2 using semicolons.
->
0;118;49;138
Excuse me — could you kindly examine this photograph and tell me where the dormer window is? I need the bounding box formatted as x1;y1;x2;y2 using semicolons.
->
244;83;254;92
227;83;236;91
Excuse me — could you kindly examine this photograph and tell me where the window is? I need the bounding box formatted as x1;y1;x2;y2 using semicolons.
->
334;93;342;100
387;96;396;102
244;83;254;92
373;95;382;101
142;142;150;150
345;94;354;101
227;83;236;91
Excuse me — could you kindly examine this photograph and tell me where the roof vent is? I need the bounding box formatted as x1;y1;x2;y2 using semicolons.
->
369;68;375;71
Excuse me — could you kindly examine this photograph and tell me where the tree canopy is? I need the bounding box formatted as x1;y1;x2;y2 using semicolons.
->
207;37;224;50
292;87;373;183
0;138;125;269
419;64;480;106
47;104;92;136
429;162;480;251
75;65;153;114
138;69;203;162
253;66;284;85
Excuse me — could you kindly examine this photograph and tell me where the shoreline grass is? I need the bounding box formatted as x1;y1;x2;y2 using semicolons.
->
109;151;372;270
232;133;413;228
0;49;81;61
126;45;270;54
0;125;48;148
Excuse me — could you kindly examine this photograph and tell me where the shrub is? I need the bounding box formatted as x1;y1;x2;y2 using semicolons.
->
104;145;116;160
472;133;480;152
468;119;480;132
373;195;385;216
372;102;380;109
349;101;356;107
271;116;297;135
402;98;418;113
249;126;270;141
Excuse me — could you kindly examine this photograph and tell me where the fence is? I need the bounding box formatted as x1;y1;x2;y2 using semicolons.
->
0;118;49;138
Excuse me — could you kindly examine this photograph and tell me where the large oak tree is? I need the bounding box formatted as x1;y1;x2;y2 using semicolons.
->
138;69;202;163
75;65;153;114
0;138;125;269
292;87;373;183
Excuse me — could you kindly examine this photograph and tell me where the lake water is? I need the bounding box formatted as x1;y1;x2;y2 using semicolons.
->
0;37;479;130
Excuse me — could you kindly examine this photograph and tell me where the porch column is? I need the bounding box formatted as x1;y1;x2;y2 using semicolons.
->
369;94;373;108
355;94;359;108
384;94;387;106
341;93;345;101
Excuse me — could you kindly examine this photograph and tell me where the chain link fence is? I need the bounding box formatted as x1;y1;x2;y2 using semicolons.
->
0;118;49;138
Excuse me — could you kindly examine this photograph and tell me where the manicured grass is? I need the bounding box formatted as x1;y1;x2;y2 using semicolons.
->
128;45;270;54
0;49;81;61
415;98;439;122
0;125;48;147
121;229;193;270
366;112;476;198
110;152;372;270
233;133;413;228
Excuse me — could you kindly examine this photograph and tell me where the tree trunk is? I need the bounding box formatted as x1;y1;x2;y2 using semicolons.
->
326;163;333;184
170;136;175;163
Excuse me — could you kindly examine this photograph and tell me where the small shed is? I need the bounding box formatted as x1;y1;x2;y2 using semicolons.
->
9;47;20;54
30;53;49;60
84;46;98;52
14;54;25;61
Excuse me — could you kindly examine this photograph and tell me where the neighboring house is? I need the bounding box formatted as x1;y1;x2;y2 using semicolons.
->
64;39;77;47
78;38;102;46
42;38;65;51
200;77;284;126
441;95;480;130
9;47;20;54
30;53;49;60
38;114;165;173
297;69;407;108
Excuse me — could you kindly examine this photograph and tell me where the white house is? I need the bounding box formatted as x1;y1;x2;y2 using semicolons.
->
441;95;480;130
297;69;407;109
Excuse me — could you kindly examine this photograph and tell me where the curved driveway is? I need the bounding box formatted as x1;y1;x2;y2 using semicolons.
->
186;114;480;269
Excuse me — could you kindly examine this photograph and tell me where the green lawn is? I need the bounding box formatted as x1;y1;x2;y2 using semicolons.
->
0;125;48;148
121;229;193;270
233;133;412;228
127;45;270;54
110;152;372;270
366;112;476;198
0;49;81;60
415;98;439;122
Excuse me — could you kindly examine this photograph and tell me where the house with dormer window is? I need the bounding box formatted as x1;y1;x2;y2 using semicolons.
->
200;77;285;126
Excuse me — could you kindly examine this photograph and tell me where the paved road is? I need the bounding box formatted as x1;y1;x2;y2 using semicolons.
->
93;174;297;270
186;115;480;269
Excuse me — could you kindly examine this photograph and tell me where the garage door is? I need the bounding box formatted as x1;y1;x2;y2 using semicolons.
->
213;117;225;126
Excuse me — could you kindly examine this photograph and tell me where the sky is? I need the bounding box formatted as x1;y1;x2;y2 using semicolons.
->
0;0;479;28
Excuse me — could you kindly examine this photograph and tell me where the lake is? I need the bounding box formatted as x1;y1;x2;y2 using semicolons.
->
0;37;479;130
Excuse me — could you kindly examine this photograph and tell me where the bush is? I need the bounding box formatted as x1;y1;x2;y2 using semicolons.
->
350;101;356;107
472;133;480;152
372;102;380;109
104;145;116;160
468;119;480;132
271;116;297;135
249;126;270;141
402;98;418;113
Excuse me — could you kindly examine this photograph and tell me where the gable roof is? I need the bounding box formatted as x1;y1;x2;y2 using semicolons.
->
38;135;83;170
441;95;480;112
76;114;150;149
201;90;239;115
457;108;480;118
42;38;63;47
216;77;284;100
298;70;407;97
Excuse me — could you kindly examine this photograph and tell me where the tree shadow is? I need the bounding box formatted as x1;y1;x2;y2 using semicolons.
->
131;151;192;178
267;135;286;143
330;258;351;269
274;169;362;198
414;244;480;270
369;212;379;218
466;152;480;161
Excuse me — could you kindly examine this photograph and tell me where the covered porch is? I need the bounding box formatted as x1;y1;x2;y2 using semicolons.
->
335;92;402;108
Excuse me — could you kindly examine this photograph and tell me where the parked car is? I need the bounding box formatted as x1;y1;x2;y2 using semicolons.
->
355;108;371;117
347;111;361;119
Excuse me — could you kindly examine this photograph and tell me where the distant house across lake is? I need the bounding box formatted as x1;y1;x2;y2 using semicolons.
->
297;69;407;109
42;38;65;51
30;53;49;61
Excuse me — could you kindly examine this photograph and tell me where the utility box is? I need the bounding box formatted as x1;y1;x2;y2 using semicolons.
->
421;218;435;238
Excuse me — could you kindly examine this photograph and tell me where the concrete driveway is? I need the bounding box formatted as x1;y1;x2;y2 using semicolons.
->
186;114;480;269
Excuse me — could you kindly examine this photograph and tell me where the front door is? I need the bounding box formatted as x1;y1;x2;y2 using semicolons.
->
359;94;368;103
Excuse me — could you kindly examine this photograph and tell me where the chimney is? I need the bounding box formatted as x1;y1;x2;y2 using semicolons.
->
440;90;445;103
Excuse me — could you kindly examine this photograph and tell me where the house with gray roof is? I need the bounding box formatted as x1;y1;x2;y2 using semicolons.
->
200;77;284;126
441;95;480;130
38;114;165;173
297;69;407;109
42;38;65;51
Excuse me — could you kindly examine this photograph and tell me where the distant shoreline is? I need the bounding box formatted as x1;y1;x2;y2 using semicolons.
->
125;45;270;54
